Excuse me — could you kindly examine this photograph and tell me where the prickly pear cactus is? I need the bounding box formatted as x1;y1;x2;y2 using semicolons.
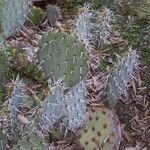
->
65;81;87;129
42;85;65;130
11;76;26;136
13;133;48;150
107;50;139;107
37;30;89;87
76;5;100;47
0;0;29;42
79;107;120;150
46;4;61;26
42;81;87;130
76;5;114;48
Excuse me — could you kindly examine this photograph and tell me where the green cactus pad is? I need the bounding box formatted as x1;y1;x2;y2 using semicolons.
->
37;30;89;87
11;76;26;136
107;50;139;107
46;5;61;26
0;0;29;42
28;7;44;26
80;106;120;150
13;133;48;150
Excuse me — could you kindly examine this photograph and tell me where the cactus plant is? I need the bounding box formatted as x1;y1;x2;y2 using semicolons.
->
37;30;89;87
76;5;114;48
65;81;87;129
42;85;65;130
79;106;120;150
107;50;139;107
0;0;29;43
11;76;26;137
46;4;61;26
42;81;87;130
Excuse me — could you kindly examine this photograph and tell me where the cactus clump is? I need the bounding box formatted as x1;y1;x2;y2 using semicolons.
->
79;106;120;150
0;0;29;42
76;5;114;48
107;50;139;107
37;30;89;87
46;4;61;26
42;81;87;130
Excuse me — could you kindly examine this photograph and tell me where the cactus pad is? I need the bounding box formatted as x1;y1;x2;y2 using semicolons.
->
0;0;29;42
46;5;61;26
76;6;114;48
11;76;26;136
42;81;87;130
80;106;120;150
65;81;87;129
42;85;65;130
37;30;89;87
107;50;139;107
13;133;48;150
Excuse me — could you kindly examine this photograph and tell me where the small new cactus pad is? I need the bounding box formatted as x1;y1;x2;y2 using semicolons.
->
42;85;65;130
46;4;61;26
0;0;29;42
107;50;139;107
11;76;26;136
65;81;87;129
76;5;114;48
37;30;89;87
28;7;44;26
13;133;48;150
80;107;120;150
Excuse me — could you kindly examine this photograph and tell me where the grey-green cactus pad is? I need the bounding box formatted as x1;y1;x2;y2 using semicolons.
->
37;30;89;87
0;0;29;42
42;86;65;130
46;5;60;26
65;81;87;129
107;50;139;107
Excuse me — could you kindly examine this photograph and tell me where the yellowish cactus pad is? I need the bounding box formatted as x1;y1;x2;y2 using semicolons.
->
80;106;120;150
